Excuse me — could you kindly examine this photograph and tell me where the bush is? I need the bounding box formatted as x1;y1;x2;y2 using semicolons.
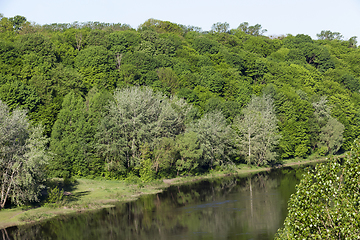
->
45;186;63;207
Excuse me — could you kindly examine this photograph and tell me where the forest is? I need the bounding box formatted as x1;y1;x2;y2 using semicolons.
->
0;14;360;216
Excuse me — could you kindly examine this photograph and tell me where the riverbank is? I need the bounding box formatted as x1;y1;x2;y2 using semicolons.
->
0;156;338;229
162;156;333;185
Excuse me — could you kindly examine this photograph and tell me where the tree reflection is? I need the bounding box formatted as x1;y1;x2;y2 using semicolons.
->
6;167;307;240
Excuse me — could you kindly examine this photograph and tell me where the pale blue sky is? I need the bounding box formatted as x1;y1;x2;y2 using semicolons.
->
1;0;359;40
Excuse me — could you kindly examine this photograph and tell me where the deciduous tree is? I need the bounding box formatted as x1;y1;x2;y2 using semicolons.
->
238;22;267;36
96;86;192;177
234;94;280;165
188;110;234;169
0;100;50;209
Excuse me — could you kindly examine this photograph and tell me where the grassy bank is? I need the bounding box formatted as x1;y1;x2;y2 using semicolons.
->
0;178;169;229
0;155;339;229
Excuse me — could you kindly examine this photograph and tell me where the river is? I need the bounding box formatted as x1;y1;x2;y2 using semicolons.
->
4;166;310;240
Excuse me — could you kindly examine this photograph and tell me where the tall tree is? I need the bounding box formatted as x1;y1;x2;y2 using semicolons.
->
175;131;203;175
8;15;27;31
238;22;267;36
234;94;280;165
316;30;343;40
188;110;234;169
49;91;86;178
96;86;191;177
312;96;345;155
319;117;344;155
211;22;230;33
0;100;50;209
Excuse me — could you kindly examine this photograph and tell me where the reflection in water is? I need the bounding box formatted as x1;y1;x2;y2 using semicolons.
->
5;166;309;240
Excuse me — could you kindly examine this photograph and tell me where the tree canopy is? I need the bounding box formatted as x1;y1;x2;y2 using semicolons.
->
0;14;359;182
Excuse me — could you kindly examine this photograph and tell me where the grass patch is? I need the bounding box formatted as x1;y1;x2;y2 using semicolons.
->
19;212;55;222
0;178;166;229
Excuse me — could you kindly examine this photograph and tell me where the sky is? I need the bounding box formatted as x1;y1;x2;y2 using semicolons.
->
1;0;360;40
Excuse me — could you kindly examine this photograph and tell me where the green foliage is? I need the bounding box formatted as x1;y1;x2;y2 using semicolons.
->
153;137;178;177
96;86;192;177
0;81;41;113
45;186;63;205
310;96;345;155
234;94;281;165
317;30;343;40
274;89;313;158
156;67;179;94
188;110;234;169
175;131;202;175
75;45;117;90
0;15;360;181
340;73;360;92
237;22;267;36
138;18;183;35
8;15;27;31
0;100;50;209
211;22;230;33
276;140;360;239
50;88;111;178
50;91;86;178
319;117;344;155
124;173;142;184
108;30;140;54
193;37;220;55
138;144;155;182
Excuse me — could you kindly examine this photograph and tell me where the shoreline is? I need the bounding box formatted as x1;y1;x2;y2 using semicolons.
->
0;156;336;230
162;157;330;186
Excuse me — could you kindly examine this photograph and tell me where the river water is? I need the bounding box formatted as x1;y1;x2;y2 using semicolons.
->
4;166;309;240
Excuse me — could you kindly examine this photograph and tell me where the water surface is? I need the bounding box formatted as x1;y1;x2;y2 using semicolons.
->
5;166;309;240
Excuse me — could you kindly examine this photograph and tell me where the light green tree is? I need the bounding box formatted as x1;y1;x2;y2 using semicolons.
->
319;117;344;155
234;94;280;165
188;110;234;169
96;86;192;177
0;100;50;209
312;96;344;155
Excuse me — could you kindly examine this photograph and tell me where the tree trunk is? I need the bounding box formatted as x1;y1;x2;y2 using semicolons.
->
1;170;15;209
116;53;123;72
248;129;251;165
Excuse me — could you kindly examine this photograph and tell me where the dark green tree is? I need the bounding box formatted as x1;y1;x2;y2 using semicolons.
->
49;92;86;178
211;22;230;33
9;15;27;31
238;22;267;36
316;30;343;40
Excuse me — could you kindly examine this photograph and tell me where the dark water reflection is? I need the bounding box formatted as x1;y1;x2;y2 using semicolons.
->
4;166;309;240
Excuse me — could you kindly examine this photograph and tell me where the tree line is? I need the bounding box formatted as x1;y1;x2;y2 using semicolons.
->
1;14;360;208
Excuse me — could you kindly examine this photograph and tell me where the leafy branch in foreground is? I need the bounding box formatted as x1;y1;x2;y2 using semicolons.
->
276;140;360;239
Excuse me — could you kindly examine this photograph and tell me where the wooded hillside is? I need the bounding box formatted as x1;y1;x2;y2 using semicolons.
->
1;15;359;181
